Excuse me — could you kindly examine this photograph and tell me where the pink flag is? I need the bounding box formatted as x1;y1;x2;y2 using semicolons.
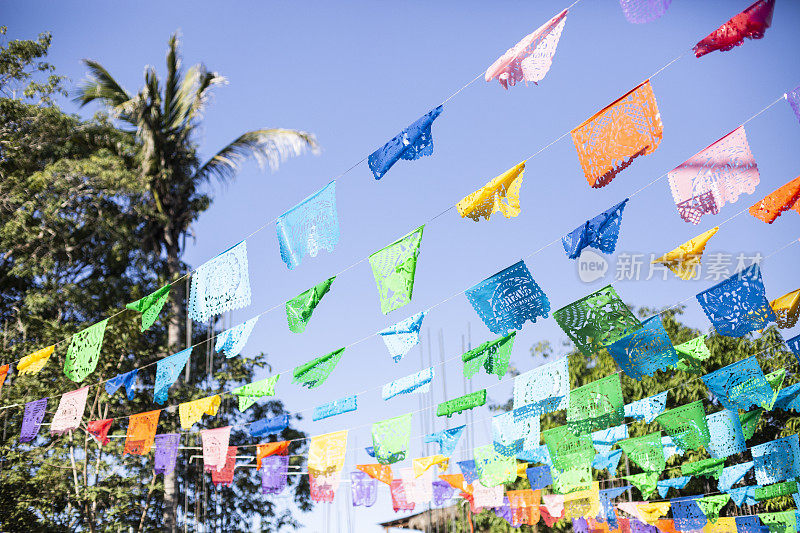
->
201;426;231;472
50;386;89;435
485;10;568;89
694;0;775;58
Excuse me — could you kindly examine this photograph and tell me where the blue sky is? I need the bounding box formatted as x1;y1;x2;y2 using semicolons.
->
6;0;800;531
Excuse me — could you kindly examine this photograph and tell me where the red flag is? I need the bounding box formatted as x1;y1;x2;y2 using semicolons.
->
694;0;775;58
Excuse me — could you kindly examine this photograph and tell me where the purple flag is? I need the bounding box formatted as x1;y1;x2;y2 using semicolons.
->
154;433;180;475
261;455;289;495
351;471;378;507
20;398;48;443
433;480;455;506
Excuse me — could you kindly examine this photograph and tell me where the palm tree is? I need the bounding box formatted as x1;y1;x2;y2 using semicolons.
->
75;33;318;532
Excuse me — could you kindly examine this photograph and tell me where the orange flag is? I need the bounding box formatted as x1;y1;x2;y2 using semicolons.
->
256;441;289;470
0;364;9;395
357;463;393;485
123;410;161;455
750;176;800;224
439;473;468;493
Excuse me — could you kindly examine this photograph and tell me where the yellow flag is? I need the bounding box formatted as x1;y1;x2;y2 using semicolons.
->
308;430;348;476
178;395;221;430
637;502;671;525
652;227;719;280
771;288;800;329
17;345;55;375
457;161;525;221
562;481;600;519
516;462;529;479
703;517;738;533
412;454;449;477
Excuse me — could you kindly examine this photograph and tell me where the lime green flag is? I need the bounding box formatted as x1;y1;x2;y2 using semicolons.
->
655;400;710;452
567;374;624;435
681;457;725;479
473;444;516;487
369;226;424;314
436;390;486;418
372;413;412;465
232;375;279;411
542;425;595;471
618;432;665;473
64;319;109;382
739;409;762;440
673;335;711;373
126;284;171;332
765;368;786;392
696;494;730;523
462;332;515;379
759;512;797;533
623;471;660;499
755;480;798;501
292;348;345;389
285;277;335;333
552;462;593;494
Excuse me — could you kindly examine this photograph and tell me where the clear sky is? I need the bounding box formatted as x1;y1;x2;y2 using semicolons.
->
6;1;800;531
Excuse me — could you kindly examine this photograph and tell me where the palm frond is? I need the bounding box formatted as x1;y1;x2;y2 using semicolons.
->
163;33;182;127
74;60;132;114
195;129;320;183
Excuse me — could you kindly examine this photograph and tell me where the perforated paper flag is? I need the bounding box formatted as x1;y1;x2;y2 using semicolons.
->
437;389;486;418
653;227;720;280
87;419;113;445
673;335;711;373
787;86;800;125
658;476;691;498
250;414;289;438
232;375;279;411
458;460;479;485
697;264;775;337
571;80;662;188
357;463;393;485
552;461;593;494
474;444;516;487
655;401;710;452
214;316;258;358
599;486;630;529
17;345;54;375
543;425;595;471
755;480;798;501
592;424;629;454
554;285;641;356
308;430;348;477
751;434;800;485
682;457;725;479
64;319;108;382
188;240;251;323
389;478;415;512
105;369;138;400
424;425;465;456
462;332;515;379
485;10;567;89
526;465;552;490
154;348;192;405
693;0;775;58
369;226;424;314
770;289;800;329
413;455;449;477
513;356;569;415
351;471;378;507
706;409;747;458
624;391;668;423
607;316;679;380
567;373;624;435
466;260;550;335
20;397;47;443
313;395;357;421
697;494;730;524
593;448;624;475
293;348;344;389
492;409;539;456
669;127;759;224
758;511;797;533
262;455;290;495
717;461;753;492
750;176;800;224
382;367;434;400
619;0;672;24
154;434;180;475
211;446;237;487
51;386;89;435
123;409;161;455
563;199;628;259
276;181;339;269
256;441;289;470
372;413;411;465
624;471;661;499
379;311;427;363
662;435;684;460
563;482;600;520
201;426;231;472
619;432;665;473
457;161;525;221
701;356;776;411
126;284;170;331
178;394;221;430
286;277;335;333
368;107;442;180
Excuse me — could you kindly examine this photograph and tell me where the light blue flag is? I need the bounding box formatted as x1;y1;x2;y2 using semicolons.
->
214;316;258;358
517;444;552;466
592;424;629;455
662;435;685;460
702;356;777;411
727;485;757;506
752;435;800;485
657;476;691;498
382;367;434;400
188;240;251;323
275;181;339;270
313;395;357;421
706;409;747;458
424;425;465;457
593;448;624;475
599;486;631;529
607;316;680;380
624;391;668;423
717;461;754;492
774;383;800;412
154;348;192;405
378;311;427;363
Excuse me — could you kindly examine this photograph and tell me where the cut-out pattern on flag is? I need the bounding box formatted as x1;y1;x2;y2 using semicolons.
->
770;289;800;329
215;316;258;358
653;227;720;280
382;367;434;400
551;461;593;494
671;496;708;531
369;226;424;314
625;471;661;499
379;311;427;363
201;427;232;471
706;409;747;458
64;319;109;382
717;461;753;492
20;397;48;443
592;424;629;455
696;264;776;337
87;419;113;445
412;455;449;478
232;375;279;411
276;181;339;270
751;434;800;485
701;356;776;411
563;199;629;259
554;285;641;356
389;478;415;512
211;446;237;487
696;494;730;524
123;409;161;455
424;425;465;456
457;162;525;221
787;86;800;124
372;413;411;465
154;434;180;475
261;455;290;495
662;435;684;460
655;401;710;452
599;486;630;529
286;277;335;334
607;316;679;380
458;460;479;485
492;409;539;456
308;430;348;483
571;80;663;188
750;176;800;224
250;414;289;438
673;335;711;373
526;465;552;490
619;0;672;24
255;441;289;470
513;356;569;415
178;394;221;430
619;432;666;473
593;448;624;474
693;0;776;58
188;241;251;323
154;348;192;405
432;480;455;507
105;369;138;400
51;387;89;435
669;127;759;224
787;335;800;363
759;511;797;533
439;473;466;493
465;260;550;335
682;457;725;479
658;476;691;498
624;391;668;423
739;409;762;440
485;10;567;89
350;471;378;507
357;463;393;485
310;472;337;503
471;480;504;509
541;494;566;526
437;389;486;417
126;284;171;332
369;107;443;180
756;480;798;501
518;444;552;466
474;444;517;487
463;332;515;379
293;348;345;389
563;482;600;520
736;515;762;533
567;374;624;435
17;345;54;375
313;395;357;421
543;425;595;471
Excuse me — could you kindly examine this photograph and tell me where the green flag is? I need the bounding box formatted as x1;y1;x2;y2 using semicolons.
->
623;471;660;499
542;425;595;472
765;368;786;392
126;284;171;332
369;226;424;314
552;461;593;494
292;348;345;389
285;277;335;333
673;335;711;373
755;480;798;501
232;375;279;411
655;400;710;452
759;512;797;533
462;332;515;379
618;432;665;473
64;319;109;382
567;373;624;435
739;409;762;440
681;457;725;479
696;494;730;523
372;413;412;465
473;444;516;487
436;390;486;418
